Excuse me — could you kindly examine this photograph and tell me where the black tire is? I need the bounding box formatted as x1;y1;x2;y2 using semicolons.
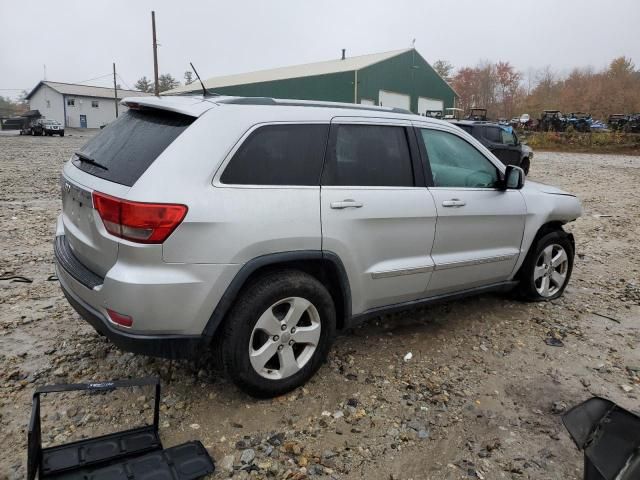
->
521;157;530;176
518;230;574;301
60;132;64;137
217;270;336;398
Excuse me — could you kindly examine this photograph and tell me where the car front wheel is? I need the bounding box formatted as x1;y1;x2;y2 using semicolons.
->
217;270;336;398
519;230;574;301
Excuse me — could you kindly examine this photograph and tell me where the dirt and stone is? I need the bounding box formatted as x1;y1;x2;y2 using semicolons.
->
0;131;638;479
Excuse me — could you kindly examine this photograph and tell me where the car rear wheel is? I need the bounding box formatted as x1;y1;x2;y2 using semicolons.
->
518;230;574;301
217;270;336;398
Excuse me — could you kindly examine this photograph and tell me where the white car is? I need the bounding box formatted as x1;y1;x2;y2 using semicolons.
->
54;95;582;397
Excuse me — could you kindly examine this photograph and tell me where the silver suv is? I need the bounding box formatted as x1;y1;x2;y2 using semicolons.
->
54;96;582;397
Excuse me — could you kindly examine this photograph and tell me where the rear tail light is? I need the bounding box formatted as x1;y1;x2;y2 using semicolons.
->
92;192;187;244
107;308;133;327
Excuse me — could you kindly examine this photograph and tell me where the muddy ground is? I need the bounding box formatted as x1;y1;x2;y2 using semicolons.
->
0;131;638;480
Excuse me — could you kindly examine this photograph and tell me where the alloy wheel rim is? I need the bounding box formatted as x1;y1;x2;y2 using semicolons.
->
534;243;569;297
249;297;321;380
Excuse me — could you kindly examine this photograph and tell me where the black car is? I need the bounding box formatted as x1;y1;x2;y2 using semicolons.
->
452;120;533;175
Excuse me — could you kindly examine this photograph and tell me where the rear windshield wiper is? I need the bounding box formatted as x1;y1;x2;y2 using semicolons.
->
74;152;108;170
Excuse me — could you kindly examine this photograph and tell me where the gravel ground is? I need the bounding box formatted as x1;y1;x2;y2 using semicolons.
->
0;131;638;480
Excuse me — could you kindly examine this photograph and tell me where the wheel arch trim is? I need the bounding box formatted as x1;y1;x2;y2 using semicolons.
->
202;250;351;339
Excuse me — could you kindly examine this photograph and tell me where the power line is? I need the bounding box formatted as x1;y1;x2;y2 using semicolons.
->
116;73;134;91
71;73;113;85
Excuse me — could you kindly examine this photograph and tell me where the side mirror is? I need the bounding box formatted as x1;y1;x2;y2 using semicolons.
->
504;165;525;189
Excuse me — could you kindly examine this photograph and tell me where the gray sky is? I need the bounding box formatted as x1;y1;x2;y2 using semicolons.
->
1;0;639;99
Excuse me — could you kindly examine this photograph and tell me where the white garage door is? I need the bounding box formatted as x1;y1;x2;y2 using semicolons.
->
379;90;410;110
360;98;375;106
418;97;444;116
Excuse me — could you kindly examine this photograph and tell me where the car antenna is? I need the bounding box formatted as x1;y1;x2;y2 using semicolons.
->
190;62;209;97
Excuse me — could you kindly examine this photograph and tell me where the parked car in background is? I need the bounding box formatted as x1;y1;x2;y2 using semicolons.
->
18;110;43;136
54;95;580;397
21;120;43;136
451;120;534;174
41;119;65;136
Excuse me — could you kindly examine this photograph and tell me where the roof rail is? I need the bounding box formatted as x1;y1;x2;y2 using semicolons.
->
216;96;413;115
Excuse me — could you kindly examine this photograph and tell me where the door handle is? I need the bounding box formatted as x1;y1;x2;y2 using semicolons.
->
442;199;466;207
330;199;364;209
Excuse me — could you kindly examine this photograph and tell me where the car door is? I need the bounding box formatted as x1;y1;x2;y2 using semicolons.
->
415;124;526;295
321;118;437;315
483;126;520;167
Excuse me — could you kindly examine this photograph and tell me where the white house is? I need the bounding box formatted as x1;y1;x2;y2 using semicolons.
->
26;81;148;128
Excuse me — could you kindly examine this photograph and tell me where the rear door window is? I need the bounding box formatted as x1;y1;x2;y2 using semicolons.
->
322;124;414;187
483;126;502;143
221;124;329;186
73;109;194;187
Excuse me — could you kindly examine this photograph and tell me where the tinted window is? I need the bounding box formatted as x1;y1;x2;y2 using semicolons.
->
420;129;499;188
322;125;414;187
74;109;194;187
456;124;474;135
221;124;328;186
483;126;502;143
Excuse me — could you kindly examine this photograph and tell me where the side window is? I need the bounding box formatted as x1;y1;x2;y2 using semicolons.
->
420;129;499;188
483;126;502;143
501;129;516;145
322;124;414;187
221;124;329;186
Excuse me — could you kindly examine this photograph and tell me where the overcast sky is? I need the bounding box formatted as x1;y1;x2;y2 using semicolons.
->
1;0;639;98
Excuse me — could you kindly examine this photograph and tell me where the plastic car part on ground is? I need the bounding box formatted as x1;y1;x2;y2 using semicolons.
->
562;397;640;480
27;377;215;480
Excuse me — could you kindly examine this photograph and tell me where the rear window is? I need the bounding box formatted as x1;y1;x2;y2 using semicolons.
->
73;109;194;187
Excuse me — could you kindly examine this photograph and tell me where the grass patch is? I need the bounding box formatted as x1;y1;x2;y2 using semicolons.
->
523;131;640;154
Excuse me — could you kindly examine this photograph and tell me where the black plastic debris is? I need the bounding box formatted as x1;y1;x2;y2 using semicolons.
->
544;337;564;347
28;377;215;480
562;397;640;480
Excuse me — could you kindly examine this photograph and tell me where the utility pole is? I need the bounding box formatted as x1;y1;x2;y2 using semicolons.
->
152;11;159;96
112;62;119;118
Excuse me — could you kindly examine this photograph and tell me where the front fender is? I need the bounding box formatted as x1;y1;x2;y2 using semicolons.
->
512;189;582;276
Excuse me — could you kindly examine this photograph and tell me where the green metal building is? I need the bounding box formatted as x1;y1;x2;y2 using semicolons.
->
168;48;457;114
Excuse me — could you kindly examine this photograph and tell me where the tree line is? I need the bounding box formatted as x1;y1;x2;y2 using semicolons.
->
433;57;640;120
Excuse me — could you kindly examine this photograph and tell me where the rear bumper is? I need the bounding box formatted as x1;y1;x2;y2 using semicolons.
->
57;267;204;359
53;226;238;358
